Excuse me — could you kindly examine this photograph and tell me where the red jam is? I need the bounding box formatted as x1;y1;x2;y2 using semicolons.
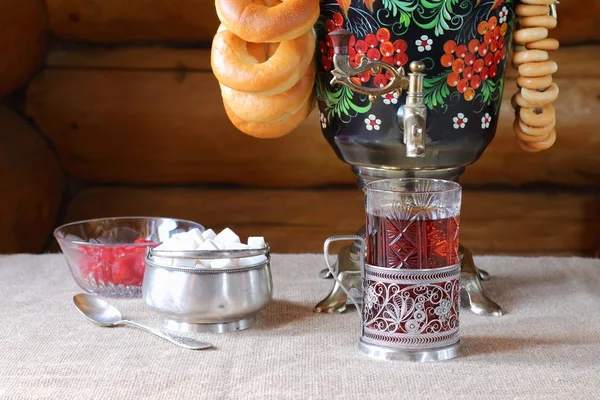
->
77;238;156;286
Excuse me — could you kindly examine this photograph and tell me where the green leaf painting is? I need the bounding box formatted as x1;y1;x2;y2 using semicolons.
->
423;71;451;109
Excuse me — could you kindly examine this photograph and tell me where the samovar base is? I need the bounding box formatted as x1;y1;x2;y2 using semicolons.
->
314;166;503;317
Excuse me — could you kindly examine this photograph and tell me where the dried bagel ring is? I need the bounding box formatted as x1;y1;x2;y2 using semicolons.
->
513;120;550;143
519;15;557;29
528;129;556;150
515;4;549;17
215;0;319;43
519;104;556;127
520;0;556;5
513;50;548;65
211;28;315;95
513;92;546;108
521;82;559;104
223;91;315;138
526;38;560;51
517;74;553;90
220;65;315;122
518;60;558;77
518;118;555;138
514;27;548;44
517;139;542;152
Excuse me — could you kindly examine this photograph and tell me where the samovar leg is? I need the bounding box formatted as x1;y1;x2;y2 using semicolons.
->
459;245;503;316
313;270;362;313
314;244;362;313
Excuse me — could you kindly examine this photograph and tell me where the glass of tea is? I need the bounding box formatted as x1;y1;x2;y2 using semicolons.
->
324;178;462;362
365;178;461;270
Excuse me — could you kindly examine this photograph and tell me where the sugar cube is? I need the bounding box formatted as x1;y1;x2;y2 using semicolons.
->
247;236;266;249
186;228;205;246
197;239;221;267
174;237;199;251
201;229;217;241
197;239;221;251
239;255;268;267
221;242;249;250
214;228;240;245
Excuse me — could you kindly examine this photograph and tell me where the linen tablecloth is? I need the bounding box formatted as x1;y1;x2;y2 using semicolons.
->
1;254;599;399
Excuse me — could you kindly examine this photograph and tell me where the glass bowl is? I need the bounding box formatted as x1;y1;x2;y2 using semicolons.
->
54;217;204;297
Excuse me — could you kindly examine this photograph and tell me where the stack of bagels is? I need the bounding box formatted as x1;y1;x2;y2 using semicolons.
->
211;0;319;138
511;1;559;152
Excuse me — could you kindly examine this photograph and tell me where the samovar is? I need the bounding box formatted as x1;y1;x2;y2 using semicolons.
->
313;0;541;316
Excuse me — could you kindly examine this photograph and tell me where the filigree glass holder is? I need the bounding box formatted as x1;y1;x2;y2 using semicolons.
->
324;178;462;362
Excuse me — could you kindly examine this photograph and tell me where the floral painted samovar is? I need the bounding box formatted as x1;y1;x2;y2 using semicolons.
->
314;0;524;316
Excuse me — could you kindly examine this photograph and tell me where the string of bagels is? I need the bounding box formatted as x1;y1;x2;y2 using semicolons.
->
211;0;320;138
512;0;559;152
211;0;558;151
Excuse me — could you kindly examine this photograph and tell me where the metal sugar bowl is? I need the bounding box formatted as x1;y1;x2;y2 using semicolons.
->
143;247;273;333
313;1;537;316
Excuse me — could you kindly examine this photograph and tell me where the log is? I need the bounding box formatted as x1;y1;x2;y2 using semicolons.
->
550;2;600;45
44;0;220;43
44;0;599;44
0;0;47;98
0;106;65;254
46;45;599;78
27;44;600;188
64;187;600;256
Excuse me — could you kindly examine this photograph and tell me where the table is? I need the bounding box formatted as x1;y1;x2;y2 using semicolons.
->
1;254;599;399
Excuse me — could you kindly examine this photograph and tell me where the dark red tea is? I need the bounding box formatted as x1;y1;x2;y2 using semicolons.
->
366;213;459;269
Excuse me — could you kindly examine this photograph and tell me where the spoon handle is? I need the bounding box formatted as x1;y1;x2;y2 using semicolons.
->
120;320;212;350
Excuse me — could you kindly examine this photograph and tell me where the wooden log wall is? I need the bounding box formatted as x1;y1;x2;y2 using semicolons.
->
0;107;65;253
0;0;47;97
13;0;600;254
0;0;64;254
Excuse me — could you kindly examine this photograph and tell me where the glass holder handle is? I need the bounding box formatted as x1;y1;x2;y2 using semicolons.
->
323;235;366;322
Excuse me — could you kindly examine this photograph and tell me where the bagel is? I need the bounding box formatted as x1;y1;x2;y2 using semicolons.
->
211;27;315;95
525;38;559;51
515;4;549;17
513;50;548;65
520;0;556;5
519;104;555;127
518;60;558;77
513;92;546;108
521;82;559;104
514;120;552;143
519;15;557;29
220;64;315;122
527;129;556;150
513;27;548;44
517;74;553;90
518;118;555;137
517;139;542;152
223;91;315;138
216;0;319;43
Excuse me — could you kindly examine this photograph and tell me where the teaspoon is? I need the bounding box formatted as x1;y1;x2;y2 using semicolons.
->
73;293;212;350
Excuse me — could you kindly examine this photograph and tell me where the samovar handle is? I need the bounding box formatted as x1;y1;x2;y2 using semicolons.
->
328;30;427;158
